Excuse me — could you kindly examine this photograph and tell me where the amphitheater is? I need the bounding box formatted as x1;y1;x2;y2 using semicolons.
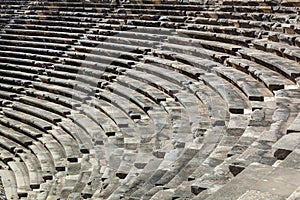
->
0;0;300;199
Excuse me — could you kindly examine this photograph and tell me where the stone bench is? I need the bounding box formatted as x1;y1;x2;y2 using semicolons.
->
29;142;56;180
144;55;206;79
228;133;278;176
117;76;170;103
189;82;229;126
123;3;205;11
238;48;300;81
146;106;173;140
0;56;49;69
10;15;99;28
90;97;133;129
0;125;33;147
125;26;176;35
213;66;274;101
0;90;18;100
0;49;59;63
107;83;156;112
0;37;70;52
0;32;77;44
115;152;137;179
85;34;160;49
0;76;31;88
69;113;105;144
79;39;150;54
177;29;252;47
38;73;97;95
158;44;229;64
37;134;68;173
64;55;135;69
0;62;44;75
267;29;297;43
225;58;296;91
222;0;279;6
168;36;242;56
15;12;106;23
0;147;15;165
0;44;64;58
17;152;43;190
0;116;44;138
0;170;18;199
48;129;82;162
174;92;211;132
287;112;300;133
80;104;120;136
8;23;87;34
97;88;149;121
134;63;191;85
130;168;169;198
278;147;300;170
12;102;62;124
282;0;300;6
8;162;31;198
116;8;185;16
26;88;82;110
120;158;163;197
227;112;272;156
251;39;300;63
29;1;111;7
160;100;194;143
88;27;167;40
73;46;143;61
187;18;299;46
19;96;71;117
154;148;199;187
272;132;300;160
207;163;300;200
59;120;94;154
3;109;52;132
186;23;240;36
219;5;273;13
126;68;181;97
0;82;25;94
32;81;91;102
201;73;251;114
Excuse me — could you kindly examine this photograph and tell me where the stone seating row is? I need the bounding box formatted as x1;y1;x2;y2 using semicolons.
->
0;88;122;198
0;38;72;51
0;93;112;198
0;45;64;61
5;28;81;39
251;39;300;62
206;162;300;200
227;91;293;176
225;57;296;91
0;32;77;45
0;0;299;199
238;48;300;81
213;66;274;101
162;33;300;86
222;0;285;6
219;5;300;13
186;19;300;47
0;115;78;174
180;27;299;66
199;10;299;26
151;45;278;104
0;132;44;197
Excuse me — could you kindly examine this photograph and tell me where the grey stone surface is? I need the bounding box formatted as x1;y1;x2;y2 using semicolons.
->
0;0;299;199
272;133;300;160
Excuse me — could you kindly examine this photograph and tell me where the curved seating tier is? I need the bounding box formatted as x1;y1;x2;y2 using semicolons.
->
0;0;299;199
